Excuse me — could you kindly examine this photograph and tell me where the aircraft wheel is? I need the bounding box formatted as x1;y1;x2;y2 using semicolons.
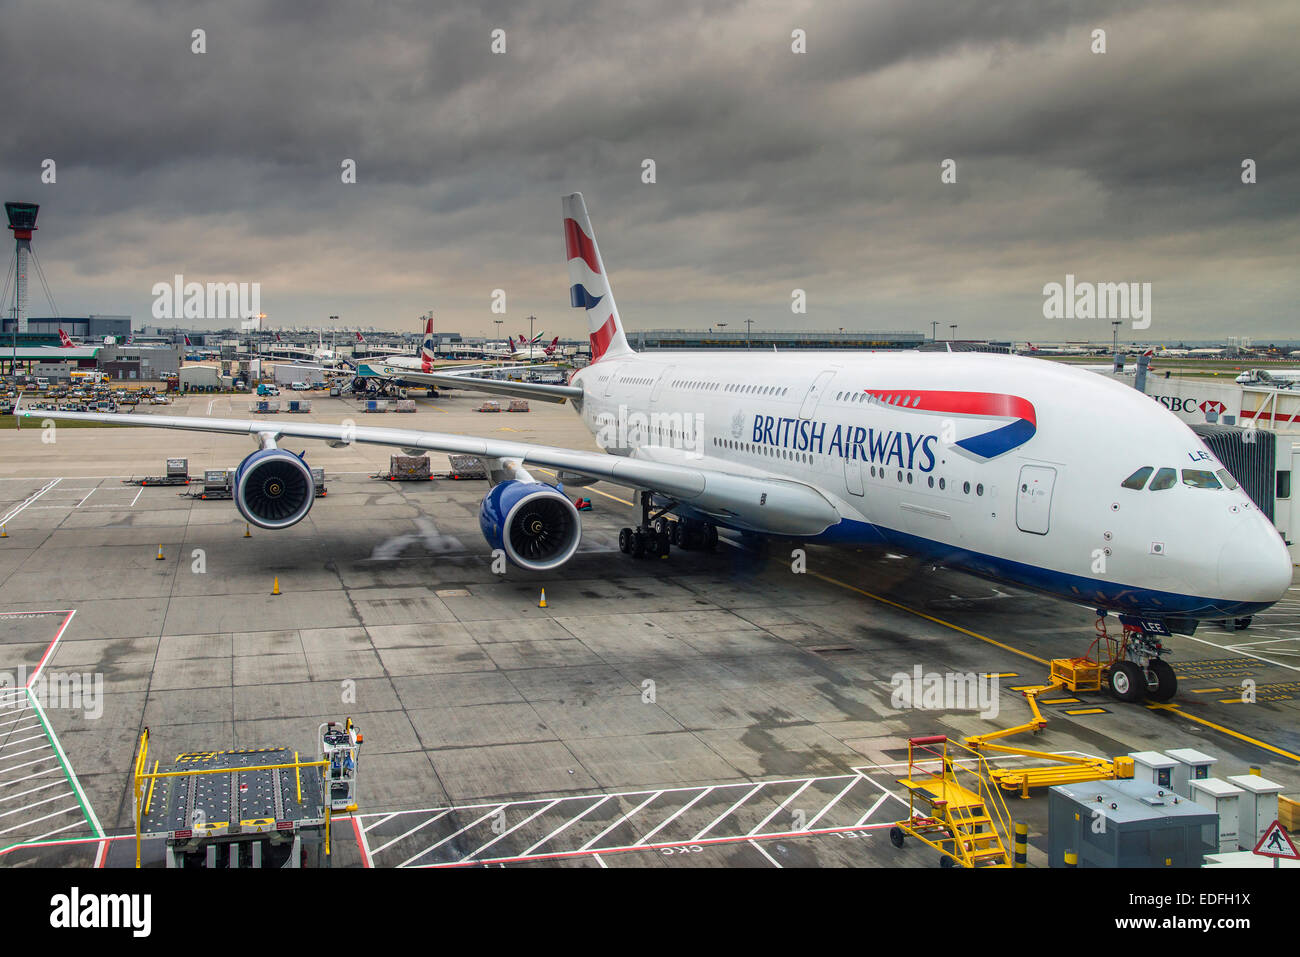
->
704;525;718;551
1147;659;1178;702
1108;661;1146;703
654;517;670;537
1234;617;1253;630
631;531;647;559
939;855;957;868
656;531;671;558
618;527;633;554
669;521;681;547
889;826;905;848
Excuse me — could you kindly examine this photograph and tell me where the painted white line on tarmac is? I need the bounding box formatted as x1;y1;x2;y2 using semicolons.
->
0;479;61;528
460;799;561;863
694;782;765;841
633;787;714;846
578;791;663;852
1181;633;1300;673
399;805;507;868
0;791;74;820
367;809;450;857
750;839;782;867
804;775;864;831
0;805;81;836
521;795;610;856
854;792;892;827
748;778;814;836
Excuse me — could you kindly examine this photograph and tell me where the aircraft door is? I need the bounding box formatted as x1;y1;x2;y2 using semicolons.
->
602;364;622;397
799;370;837;419
1016;465;1057;535
844;454;864;496
650;367;672;401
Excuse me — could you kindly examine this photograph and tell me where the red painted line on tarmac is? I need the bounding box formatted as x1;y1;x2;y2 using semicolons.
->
26;610;76;688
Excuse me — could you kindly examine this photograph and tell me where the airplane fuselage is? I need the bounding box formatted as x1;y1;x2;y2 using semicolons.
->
571;350;1291;626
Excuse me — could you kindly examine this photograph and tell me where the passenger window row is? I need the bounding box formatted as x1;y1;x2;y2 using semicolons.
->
713;437;812;464
869;465;982;495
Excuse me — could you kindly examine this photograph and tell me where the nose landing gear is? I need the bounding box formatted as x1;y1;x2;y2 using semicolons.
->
1098;615;1178;703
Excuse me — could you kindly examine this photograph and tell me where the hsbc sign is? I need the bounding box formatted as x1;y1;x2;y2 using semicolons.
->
1148;388;1239;422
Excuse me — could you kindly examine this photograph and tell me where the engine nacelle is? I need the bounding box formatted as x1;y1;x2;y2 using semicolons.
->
235;448;316;530
479;480;582;571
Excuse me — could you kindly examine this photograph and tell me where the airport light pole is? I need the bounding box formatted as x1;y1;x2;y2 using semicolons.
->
1112;320;1122;372
494;319;503;366
949;324;957;342
931;321;938;342
745;318;754;350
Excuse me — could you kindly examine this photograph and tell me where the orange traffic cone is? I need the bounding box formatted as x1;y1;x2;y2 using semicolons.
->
0;525;7;538
538;589;547;608
272;576;281;596
155;545;165;560
244;523;251;538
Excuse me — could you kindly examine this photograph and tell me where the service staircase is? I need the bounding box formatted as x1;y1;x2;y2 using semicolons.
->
890;735;1014;868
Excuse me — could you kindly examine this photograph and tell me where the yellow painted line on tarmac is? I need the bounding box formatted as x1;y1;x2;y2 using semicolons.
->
1189;688;1226;694
1064;708;1109;716
809;572;1049;666
1145;703;1300;763
1042;697;1081;705
812;571;1300;763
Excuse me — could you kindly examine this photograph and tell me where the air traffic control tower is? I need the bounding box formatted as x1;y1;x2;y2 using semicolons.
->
5;202;39;334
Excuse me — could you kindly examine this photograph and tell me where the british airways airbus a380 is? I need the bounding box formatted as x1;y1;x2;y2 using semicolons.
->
20;194;1292;704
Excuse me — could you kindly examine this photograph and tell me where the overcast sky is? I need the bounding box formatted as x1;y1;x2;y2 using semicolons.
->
3;0;1297;342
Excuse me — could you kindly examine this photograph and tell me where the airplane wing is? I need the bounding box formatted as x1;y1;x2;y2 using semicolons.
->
16;409;841;536
354;362;579;403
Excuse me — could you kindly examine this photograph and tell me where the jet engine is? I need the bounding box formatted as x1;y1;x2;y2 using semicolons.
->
479;480;582;571
234;448;316;530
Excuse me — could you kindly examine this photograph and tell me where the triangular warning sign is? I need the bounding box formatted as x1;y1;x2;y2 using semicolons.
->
1253;820;1300;859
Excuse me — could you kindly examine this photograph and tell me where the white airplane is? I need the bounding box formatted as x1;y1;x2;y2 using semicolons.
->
350;316;540;387
1236;368;1300;387
269;331;344;368
20;193;1292;705
479;333;560;362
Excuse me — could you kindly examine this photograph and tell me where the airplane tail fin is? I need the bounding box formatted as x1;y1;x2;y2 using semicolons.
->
356;331;365;343
421;315;437;360
58;328;74;348
563;192;633;362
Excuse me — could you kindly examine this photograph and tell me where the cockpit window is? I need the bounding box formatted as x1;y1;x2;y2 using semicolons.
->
1121;466;1154;490
1215;468;1239;490
1182;469;1222;489
1149;468;1177;491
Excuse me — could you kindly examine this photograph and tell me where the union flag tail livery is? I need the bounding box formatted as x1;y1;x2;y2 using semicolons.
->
420;315;437;365
563;192;632;362
58;328;75;348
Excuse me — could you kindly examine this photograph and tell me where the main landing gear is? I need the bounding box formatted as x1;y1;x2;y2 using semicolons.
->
617;491;718;559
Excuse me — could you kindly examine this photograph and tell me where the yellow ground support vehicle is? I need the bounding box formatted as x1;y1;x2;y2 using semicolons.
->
890;735;1014;868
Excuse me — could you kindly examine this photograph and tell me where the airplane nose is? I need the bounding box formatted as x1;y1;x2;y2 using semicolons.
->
1217;518;1293;603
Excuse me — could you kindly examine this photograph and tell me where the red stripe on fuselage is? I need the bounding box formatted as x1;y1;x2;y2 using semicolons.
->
564;218;600;274
864;389;1036;427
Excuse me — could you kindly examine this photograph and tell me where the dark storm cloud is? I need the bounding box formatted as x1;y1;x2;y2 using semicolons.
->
2;0;1296;340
